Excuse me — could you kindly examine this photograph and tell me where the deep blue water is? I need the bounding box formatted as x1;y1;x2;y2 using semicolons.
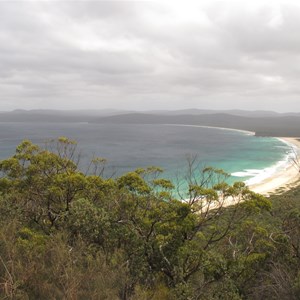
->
0;122;291;187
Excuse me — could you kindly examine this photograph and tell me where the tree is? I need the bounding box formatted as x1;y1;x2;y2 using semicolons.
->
0;138;275;299
0;138;86;233
289;145;300;173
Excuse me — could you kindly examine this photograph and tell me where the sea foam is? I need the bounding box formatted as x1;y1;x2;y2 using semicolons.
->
231;138;297;186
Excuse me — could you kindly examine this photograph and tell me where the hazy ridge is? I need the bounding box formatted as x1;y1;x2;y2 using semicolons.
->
1;109;300;137
92;113;300;137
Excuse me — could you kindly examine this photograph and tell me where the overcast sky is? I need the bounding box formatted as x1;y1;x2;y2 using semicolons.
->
1;0;300;112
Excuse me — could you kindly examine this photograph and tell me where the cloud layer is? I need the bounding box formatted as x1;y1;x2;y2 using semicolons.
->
1;0;300;111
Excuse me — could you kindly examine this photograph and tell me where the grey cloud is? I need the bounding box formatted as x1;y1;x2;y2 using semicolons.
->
0;1;300;111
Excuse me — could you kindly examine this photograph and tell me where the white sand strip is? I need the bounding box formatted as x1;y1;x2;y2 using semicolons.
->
249;137;300;196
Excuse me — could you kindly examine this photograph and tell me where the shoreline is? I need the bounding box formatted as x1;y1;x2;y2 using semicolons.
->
204;137;300;210
165;124;300;196
163;123;255;136
248;137;300;196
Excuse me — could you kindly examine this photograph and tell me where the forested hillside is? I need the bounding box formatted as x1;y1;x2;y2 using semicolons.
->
0;138;299;299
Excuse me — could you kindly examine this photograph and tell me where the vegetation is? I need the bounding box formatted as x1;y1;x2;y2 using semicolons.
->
0;138;299;299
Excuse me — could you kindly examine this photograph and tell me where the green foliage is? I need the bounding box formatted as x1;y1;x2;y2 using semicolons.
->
0;138;299;299
17;227;48;253
117;171;151;194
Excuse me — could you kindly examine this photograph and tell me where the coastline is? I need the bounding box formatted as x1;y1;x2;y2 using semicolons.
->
206;137;300;210
163;123;255;136
165;124;300;196
167;124;300;197
248;137;300;196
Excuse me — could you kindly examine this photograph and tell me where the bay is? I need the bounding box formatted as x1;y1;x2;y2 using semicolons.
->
0;122;291;187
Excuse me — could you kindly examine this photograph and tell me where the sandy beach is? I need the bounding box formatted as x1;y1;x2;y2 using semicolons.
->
201;137;300;211
189;136;300;212
248;137;300;196
167;125;300;197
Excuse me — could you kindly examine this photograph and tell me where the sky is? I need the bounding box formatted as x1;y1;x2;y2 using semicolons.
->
1;0;300;112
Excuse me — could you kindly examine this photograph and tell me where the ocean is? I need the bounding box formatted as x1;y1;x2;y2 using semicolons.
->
0;122;293;189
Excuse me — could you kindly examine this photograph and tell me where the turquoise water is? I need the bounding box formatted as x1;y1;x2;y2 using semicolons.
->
0;122;292;189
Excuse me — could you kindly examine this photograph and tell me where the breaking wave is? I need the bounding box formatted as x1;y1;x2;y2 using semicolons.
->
231;139;297;186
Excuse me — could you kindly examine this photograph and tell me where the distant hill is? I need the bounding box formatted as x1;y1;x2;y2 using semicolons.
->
1;108;300;120
1;109;300;137
0;109;134;122
91;113;300;137
145;109;300;118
